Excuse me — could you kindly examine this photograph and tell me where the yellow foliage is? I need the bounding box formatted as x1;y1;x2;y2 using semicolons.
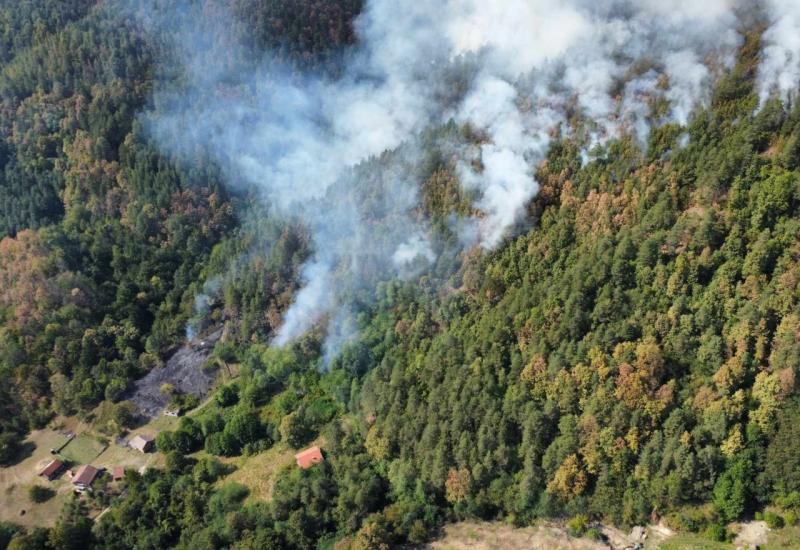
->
721;424;744;457
547;454;587;498
365;425;390;460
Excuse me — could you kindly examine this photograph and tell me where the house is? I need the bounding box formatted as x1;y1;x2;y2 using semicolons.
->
111;467;125;481
129;434;155;453
71;464;100;491
38;459;64;481
294;446;324;469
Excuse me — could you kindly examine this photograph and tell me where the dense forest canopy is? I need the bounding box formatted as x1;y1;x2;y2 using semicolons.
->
1;1;800;549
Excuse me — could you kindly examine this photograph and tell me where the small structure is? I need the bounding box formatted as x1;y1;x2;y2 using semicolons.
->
163;407;181;417
294;446;324;469
71;464;100;492
111;467;125;481
129;434;155;453
38;459;64;481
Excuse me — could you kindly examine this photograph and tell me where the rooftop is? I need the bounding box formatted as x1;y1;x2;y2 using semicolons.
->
129;434;155;452
38;459;63;478
294;446;324;469
72;464;100;486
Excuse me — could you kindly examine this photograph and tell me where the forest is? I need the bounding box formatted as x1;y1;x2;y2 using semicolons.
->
1;1;800;549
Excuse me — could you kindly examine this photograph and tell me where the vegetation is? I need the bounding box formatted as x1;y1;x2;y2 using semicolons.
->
28;486;55;504
1;1;800;550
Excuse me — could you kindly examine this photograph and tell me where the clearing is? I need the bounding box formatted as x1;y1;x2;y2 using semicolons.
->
0;430;75;528
128;328;222;417
215;438;326;504
59;434;107;465
425;521;610;550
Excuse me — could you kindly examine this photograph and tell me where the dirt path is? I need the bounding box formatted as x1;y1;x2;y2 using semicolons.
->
426;521;612;550
733;521;768;549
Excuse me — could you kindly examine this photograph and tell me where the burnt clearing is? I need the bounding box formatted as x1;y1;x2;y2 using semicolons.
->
128;329;223;418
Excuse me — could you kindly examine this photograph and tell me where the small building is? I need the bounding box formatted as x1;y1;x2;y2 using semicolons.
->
111;467;125;481
129;434;155;453
38;459;64;481
163;408;181;417
72;464;100;492
294;446;324;469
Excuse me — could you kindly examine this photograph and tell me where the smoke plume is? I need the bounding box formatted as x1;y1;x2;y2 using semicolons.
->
135;0;800;361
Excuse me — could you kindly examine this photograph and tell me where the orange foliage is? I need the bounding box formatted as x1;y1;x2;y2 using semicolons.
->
0;230;69;332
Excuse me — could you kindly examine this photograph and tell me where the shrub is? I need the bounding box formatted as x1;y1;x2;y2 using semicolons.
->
764;511;784;529
776;491;800;510
28;485;55;503
585;527;603;541
704;523;727;542
155;431;175;452
215;385;238;407
784;510;797;526
566;514;589;537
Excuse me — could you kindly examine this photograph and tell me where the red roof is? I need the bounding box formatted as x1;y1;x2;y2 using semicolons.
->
39;459;63;478
72;464;100;486
112;467;125;480
294;446;324;469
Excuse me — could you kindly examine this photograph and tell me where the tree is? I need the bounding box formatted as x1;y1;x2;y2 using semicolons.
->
279;411;309;449
0;433;20;465
49;497;93;550
713;455;753;522
155;431;175;452
225;410;263;448
216;384;238;407
28;485;55;503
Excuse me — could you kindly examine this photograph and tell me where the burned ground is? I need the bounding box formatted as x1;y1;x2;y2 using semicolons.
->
128;329;222;418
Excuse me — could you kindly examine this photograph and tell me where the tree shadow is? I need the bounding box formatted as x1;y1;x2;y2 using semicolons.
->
5;441;36;466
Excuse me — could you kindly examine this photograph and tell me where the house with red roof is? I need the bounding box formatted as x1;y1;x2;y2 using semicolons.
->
294;446;324;469
38;459;64;481
71;464;100;491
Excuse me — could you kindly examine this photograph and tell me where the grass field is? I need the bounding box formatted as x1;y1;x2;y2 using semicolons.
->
0;430;75;528
657;535;731;550
216;437;325;503
96;441;162;473
59;434;107;465
216;442;298;503
763;525;800;549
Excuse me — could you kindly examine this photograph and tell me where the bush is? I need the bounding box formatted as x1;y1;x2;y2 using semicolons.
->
566;514;589;537
667;505;716;533
764;511;784;529
205;431;239;456
28;485;55;503
704;523;727;542
216;385;238;407
784;510;797;526
585;527;603;541
776;491;800;510
155;431;175;452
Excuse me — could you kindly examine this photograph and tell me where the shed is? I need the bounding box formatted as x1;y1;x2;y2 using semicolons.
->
129;434;155;453
112;467;125;481
72;464;100;491
39;459;64;480
294;446;324;469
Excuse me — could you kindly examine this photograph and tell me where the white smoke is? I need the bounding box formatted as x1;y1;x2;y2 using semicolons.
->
137;0;800;361
759;0;800;103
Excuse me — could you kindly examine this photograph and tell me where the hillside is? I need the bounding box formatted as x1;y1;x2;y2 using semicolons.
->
1;1;800;550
